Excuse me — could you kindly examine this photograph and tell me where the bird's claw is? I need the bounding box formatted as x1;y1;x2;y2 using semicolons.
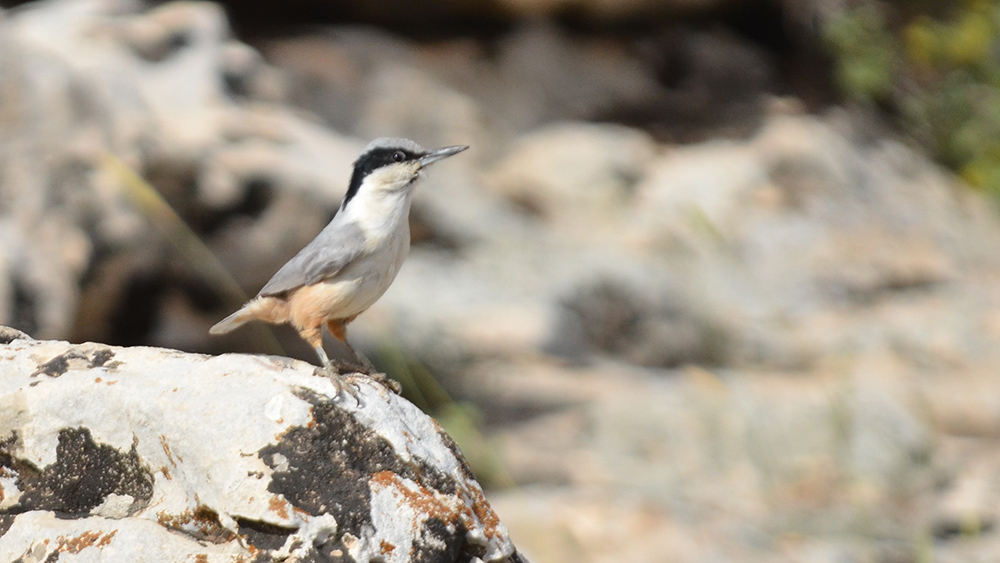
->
314;362;401;404
334;378;364;406
315;364;363;405
331;357;402;395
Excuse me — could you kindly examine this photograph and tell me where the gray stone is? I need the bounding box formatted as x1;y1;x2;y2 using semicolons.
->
485;122;657;234
0;334;521;563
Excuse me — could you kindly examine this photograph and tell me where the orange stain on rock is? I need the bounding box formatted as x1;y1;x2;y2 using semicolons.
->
370;471;459;528
370;469;506;547
268;495;291;519
56;530;118;553
380;539;396;554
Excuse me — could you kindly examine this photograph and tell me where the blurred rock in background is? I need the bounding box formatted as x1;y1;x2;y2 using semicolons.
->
2;0;1000;561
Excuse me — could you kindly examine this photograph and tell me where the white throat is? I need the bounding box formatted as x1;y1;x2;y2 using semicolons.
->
340;178;414;248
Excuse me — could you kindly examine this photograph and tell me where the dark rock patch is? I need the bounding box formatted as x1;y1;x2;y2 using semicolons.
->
236;517;296;552
0;514;14;537
88;348;119;369
260;389;459;544
31;351;87;378
0;326;32;344
13;428;153;516
413;517;466;563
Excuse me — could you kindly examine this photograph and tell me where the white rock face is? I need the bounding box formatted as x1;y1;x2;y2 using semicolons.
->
0;332;520;563
485;122;658;233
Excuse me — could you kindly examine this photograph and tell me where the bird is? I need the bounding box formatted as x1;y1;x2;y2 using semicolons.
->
210;137;468;378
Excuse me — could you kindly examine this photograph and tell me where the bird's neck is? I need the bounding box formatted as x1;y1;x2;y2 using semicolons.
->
341;187;413;247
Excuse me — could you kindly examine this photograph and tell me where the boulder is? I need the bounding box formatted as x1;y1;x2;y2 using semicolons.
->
0;330;523;563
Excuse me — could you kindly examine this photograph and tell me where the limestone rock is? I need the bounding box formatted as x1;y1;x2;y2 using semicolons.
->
0;333;522;563
485;122;657;233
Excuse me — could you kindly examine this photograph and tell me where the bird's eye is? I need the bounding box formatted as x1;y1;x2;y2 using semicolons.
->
392;151;405;162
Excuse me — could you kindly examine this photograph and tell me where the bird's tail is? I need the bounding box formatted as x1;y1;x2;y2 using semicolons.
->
209;307;254;335
209;297;290;335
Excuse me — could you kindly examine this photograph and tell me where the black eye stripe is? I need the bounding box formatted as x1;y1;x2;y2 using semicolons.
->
358;147;418;171
342;147;424;208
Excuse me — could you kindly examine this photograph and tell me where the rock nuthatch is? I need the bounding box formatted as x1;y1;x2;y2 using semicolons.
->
210;137;468;375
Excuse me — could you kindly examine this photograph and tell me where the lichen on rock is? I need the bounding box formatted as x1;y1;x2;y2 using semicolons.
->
0;334;522;563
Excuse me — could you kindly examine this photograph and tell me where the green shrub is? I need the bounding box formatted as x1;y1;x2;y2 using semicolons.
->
824;1;1000;195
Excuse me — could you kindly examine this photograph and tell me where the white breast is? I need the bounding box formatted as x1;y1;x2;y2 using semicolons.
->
325;173;415;317
331;203;412;317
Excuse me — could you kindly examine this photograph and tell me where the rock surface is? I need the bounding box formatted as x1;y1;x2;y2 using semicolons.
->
0;332;521;563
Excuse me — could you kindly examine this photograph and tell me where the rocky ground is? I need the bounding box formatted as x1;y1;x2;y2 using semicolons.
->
0;331;523;562
1;1;1000;561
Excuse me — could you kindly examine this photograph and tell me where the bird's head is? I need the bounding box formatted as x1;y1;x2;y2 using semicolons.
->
342;138;468;210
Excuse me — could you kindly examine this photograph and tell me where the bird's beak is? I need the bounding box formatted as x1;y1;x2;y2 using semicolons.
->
418;145;469;168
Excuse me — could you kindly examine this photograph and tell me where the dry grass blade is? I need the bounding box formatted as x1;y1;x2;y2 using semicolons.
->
101;152;284;356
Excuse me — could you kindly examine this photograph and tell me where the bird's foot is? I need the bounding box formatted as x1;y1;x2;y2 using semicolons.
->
313;363;362;404
338;341;401;393
334;354;403;394
363;370;402;394
342;365;402;395
328;358;366;375
314;361;401;399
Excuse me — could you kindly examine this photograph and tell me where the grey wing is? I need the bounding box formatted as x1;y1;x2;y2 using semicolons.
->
257;220;367;297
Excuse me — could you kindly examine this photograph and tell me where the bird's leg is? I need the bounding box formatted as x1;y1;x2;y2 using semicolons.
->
324;319;400;394
345;341;380;376
300;325;363;401
314;344;334;372
326;319;377;375
300;326;334;372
